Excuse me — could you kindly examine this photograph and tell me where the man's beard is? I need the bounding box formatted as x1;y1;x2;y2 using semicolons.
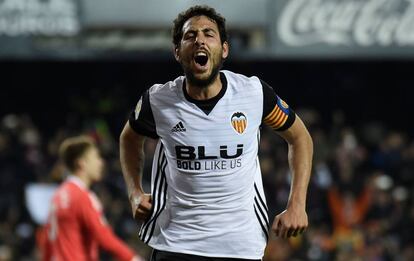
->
182;58;223;88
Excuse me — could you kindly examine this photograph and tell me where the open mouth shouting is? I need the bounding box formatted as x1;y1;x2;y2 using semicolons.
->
193;51;209;71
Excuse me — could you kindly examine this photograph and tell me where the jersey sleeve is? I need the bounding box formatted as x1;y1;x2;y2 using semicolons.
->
37;225;52;261
78;192;135;261
261;80;296;131
128;89;158;138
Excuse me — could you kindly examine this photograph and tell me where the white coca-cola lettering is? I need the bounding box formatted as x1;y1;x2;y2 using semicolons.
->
278;0;414;46
0;0;79;36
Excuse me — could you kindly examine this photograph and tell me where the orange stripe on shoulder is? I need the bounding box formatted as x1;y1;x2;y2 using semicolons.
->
273;114;288;129
265;108;283;125
264;107;280;123
264;105;279;121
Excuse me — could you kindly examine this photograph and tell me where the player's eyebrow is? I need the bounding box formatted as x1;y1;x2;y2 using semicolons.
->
202;28;216;34
184;27;217;35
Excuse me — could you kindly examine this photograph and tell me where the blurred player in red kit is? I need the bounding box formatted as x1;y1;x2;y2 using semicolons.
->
40;135;144;261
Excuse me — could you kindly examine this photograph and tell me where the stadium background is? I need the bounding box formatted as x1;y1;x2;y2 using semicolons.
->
1;0;413;260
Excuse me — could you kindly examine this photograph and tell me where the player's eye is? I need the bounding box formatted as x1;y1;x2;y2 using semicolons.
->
184;33;195;40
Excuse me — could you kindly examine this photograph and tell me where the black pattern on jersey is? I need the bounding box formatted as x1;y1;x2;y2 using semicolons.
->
139;143;168;244
171;121;186;132
254;183;269;241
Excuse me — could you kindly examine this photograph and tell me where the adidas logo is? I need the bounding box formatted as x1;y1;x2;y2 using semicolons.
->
171;121;186;132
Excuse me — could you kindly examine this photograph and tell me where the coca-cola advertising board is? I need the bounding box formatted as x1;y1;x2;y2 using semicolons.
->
0;0;79;36
273;0;414;58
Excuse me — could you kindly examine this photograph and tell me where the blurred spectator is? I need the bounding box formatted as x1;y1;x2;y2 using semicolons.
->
39;135;143;261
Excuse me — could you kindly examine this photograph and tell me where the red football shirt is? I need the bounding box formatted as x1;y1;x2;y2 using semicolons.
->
42;176;135;261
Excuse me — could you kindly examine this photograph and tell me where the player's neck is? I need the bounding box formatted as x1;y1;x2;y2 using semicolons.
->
185;74;222;100
74;172;92;188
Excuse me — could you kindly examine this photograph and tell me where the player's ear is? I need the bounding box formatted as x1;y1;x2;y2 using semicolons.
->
76;158;86;171
174;46;181;62
222;41;229;59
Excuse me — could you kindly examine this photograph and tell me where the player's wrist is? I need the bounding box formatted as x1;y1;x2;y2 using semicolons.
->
128;189;144;203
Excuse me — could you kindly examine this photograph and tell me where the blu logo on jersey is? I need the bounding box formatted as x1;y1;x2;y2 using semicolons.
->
175;144;244;160
175;145;243;171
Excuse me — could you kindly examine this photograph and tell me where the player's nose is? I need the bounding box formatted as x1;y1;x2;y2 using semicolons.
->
194;33;206;46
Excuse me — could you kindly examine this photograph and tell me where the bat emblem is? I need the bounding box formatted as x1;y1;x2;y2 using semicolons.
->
231;112;247;134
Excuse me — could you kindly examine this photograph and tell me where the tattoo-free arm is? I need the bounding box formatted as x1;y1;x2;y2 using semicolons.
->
273;115;313;238
119;122;152;221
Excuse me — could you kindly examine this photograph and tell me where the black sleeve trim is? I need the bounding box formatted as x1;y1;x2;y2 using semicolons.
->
260;79;278;120
260;79;296;132
128;90;159;139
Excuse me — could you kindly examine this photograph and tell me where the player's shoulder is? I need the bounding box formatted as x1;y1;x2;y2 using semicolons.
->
64;181;101;211
62;180;89;200
147;75;185;96
86;191;103;212
51;181;84;210
221;70;262;90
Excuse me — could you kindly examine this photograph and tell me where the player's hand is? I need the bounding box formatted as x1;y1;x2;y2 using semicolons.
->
130;191;152;221
272;206;308;238
131;255;145;261
130;255;146;261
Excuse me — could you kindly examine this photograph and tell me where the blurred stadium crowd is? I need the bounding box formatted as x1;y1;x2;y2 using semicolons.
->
0;97;413;260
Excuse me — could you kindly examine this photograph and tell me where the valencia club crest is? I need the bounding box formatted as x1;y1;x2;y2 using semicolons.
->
231;112;247;134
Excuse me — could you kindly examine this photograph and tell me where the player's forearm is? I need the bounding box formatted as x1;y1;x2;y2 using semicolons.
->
277;116;313;210
103;236;136;261
96;225;136;261
286;128;313;210
119;123;146;198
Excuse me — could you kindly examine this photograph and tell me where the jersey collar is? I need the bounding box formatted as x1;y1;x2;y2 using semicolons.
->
182;72;227;115
67;175;87;190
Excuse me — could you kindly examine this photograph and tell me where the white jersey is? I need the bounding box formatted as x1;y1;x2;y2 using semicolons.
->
130;70;295;259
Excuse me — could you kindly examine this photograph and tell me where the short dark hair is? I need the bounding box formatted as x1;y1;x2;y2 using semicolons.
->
59;136;95;172
172;5;228;48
